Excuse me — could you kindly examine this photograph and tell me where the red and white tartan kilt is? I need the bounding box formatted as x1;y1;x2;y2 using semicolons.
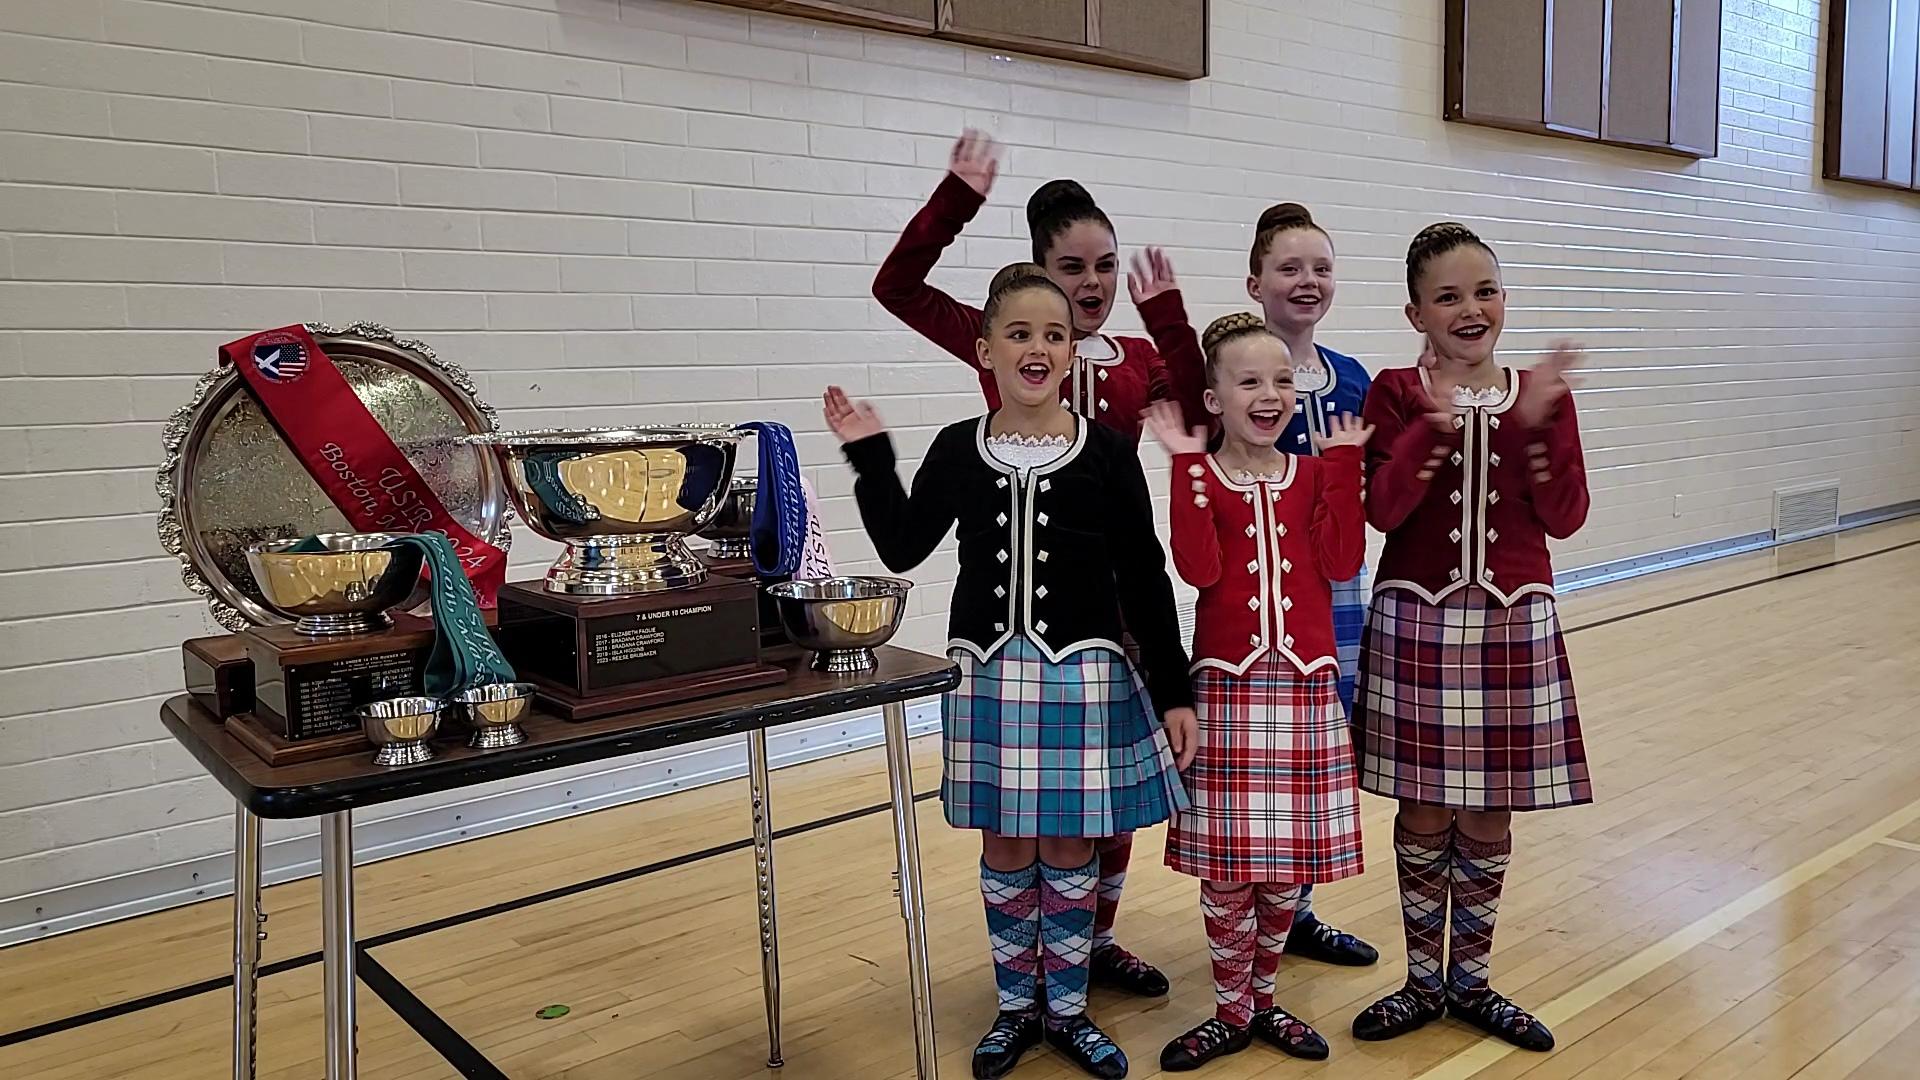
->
1165;656;1364;884
1355;587;1593;811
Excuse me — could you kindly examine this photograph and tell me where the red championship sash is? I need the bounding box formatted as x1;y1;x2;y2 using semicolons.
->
220;325;506;607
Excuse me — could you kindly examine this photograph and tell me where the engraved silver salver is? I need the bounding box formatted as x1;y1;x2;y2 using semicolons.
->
156;322;512;631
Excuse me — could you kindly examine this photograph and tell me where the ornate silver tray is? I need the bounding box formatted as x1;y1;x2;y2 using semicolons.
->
156;322;512;631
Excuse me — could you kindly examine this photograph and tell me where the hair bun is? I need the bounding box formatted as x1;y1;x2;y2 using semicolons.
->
1200;311;1268;356
1256;202;1315;234
989;261;1051;295
1026;179;1098;231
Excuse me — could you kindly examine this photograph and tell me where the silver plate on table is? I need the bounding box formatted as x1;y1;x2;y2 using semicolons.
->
155;322;512;631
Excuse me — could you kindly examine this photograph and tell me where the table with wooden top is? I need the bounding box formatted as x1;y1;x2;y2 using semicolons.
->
160;646;960;1080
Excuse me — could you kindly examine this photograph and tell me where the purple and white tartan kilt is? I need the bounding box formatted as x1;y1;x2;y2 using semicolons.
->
1354;587;1593;811
1167;657;1364;884
942;635;1190;838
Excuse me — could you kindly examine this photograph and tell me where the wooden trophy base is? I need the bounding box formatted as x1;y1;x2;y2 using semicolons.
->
226;711;369;766
497;575;786;722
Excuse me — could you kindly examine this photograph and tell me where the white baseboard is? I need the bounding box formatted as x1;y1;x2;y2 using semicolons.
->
0;700;943;947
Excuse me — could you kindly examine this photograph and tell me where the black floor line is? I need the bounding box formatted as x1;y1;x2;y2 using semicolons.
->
1563;539;1919;635
358;950;511;1080
4;531;1913;1055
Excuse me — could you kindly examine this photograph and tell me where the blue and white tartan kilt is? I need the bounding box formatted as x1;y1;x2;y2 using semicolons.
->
942;635;1191;838
1330;563;1371;717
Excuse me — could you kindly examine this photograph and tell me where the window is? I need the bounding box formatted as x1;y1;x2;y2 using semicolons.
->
1445;0;1721;158
701;0;1208;80
1824;0;1920;190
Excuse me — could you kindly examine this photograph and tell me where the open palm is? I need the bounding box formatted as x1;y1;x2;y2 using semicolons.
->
822;386;885;443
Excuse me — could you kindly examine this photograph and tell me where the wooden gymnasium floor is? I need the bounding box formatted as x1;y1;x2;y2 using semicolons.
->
4;517;1920;1080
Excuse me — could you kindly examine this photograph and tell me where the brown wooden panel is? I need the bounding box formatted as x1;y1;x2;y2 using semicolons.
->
1833;0;1893;183
705;0;937;34
1099;0;1207;79
1452;0;1547;129
1668;0;1720;155
946;0;1086;45
1547;0;1606;136
1888;0;1919;187
1604;0;1675;147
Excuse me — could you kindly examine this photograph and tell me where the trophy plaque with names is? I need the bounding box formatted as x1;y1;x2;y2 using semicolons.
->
469;426;786;720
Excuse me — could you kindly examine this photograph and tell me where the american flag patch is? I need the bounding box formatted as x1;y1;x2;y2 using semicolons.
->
252;337;308;383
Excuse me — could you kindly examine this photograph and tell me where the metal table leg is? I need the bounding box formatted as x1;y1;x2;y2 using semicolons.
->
881;701;938;1079
233;803;265;1080
320;810;357;1080
746;728;783;1067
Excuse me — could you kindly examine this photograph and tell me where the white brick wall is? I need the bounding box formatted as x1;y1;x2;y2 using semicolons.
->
2;0;1918;920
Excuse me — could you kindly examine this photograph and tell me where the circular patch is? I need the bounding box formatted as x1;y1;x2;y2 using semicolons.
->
535;1005;570;1020
251;330;309;384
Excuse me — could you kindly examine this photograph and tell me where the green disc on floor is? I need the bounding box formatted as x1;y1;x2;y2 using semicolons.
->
535;1005;570;1020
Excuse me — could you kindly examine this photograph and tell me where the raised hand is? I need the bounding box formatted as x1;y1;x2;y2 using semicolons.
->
822;385;885;444
949;128;999;197
1515;340;1583;429
1126;247;1179;306
1313;413;1375;451
1142;400;1207;456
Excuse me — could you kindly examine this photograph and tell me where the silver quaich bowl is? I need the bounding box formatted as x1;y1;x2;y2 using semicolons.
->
465;426;742;595
357;696;443;767
765;576;913;674
700;476;757;561
450;681;534;749
244;532;424;636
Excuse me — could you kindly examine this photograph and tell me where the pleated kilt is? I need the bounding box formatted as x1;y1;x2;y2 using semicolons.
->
942;635;1190;838
1166;657;1363;884
1354;587;1593;811
1329;563;1371;717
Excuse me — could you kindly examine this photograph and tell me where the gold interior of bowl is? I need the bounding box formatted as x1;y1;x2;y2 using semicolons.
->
246;536;417;610
359;697;442;741
454;682;534;726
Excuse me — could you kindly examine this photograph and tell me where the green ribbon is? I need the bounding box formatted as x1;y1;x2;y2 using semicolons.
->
285;533;515;697
383;533;516;697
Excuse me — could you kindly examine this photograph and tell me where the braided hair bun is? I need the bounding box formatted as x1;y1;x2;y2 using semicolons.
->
1026;179;1114;263
1200;311;1277;385
1406;221;1496;299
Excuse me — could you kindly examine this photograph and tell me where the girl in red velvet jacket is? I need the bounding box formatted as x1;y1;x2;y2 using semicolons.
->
1349;223;1593;1054
1142;314;1370;1072
872;128;1204;998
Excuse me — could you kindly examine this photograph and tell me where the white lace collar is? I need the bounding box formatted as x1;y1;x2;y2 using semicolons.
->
1074;335;1120;363
985;432;1071;448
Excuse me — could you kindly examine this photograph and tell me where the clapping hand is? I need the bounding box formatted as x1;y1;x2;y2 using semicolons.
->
949;128;999;196
822;386;885;444
1515;340;1583;429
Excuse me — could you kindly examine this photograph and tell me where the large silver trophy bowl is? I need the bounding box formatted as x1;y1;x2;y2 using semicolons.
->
466;426;743;595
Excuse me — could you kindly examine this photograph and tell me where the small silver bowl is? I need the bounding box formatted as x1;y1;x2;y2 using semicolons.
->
700;476;757;561
764;576;913;674
451;682;534;750
357;696;443;766
245;532;423;636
